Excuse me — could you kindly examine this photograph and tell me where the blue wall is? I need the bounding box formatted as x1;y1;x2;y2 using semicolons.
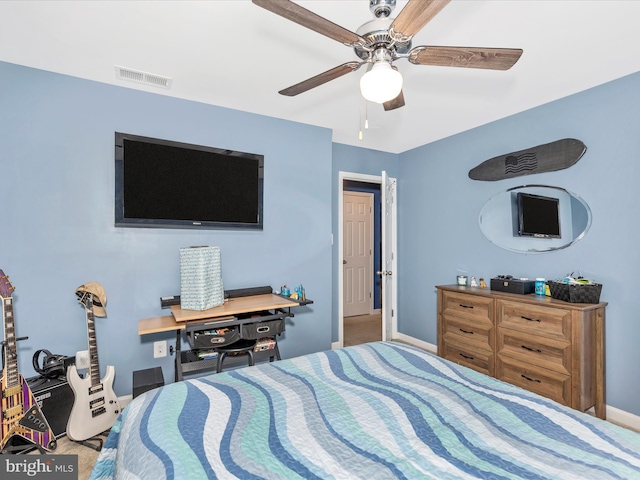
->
397;70;640;416
3;58;640;418
0;61;333;395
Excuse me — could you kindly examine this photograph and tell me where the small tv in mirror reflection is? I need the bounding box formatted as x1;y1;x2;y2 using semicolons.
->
517;192;561;238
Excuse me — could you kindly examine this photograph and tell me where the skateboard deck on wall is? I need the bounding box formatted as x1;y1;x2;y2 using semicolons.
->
468;138;587;181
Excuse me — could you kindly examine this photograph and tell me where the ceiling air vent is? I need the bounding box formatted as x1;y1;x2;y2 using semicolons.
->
115;66;172;89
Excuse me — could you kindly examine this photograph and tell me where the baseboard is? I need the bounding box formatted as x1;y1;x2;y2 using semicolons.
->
393;333;437;354
331;335;437;354
606;405;640;432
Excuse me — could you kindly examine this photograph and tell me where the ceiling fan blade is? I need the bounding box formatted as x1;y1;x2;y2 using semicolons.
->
408;46;523;70
279;62;362;96
252;0;366;47
383;91;405;111
390;0;451;42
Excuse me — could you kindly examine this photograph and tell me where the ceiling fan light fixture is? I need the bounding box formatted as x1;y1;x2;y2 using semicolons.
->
360;61;403;104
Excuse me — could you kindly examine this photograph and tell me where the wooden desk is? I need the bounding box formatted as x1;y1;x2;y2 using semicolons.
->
171;293;300;322
139;294;300;332
139;293;310;381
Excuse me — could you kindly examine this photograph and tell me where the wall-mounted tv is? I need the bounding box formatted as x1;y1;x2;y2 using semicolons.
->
517;192;561;238
115;132;263;230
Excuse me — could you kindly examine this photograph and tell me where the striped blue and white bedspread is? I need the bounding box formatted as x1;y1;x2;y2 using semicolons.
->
90;342;640;479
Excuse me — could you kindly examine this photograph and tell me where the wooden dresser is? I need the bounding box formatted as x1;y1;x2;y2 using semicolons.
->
436;285;607;419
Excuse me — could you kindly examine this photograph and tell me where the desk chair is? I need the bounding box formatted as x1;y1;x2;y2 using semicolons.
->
216;339;257;373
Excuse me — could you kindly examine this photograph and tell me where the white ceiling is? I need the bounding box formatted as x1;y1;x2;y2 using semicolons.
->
2;0;640;154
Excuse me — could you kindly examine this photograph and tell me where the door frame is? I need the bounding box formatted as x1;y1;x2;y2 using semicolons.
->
342;191;375;317
338;171;397;348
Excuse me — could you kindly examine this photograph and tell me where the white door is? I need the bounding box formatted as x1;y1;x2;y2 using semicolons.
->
343;192;373;317
380;171;397;341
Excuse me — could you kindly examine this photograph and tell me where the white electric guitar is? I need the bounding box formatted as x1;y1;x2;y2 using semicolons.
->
66;291;120;441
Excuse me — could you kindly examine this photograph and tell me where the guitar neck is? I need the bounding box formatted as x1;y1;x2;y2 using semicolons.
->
2;296;20;391
86;307;102;386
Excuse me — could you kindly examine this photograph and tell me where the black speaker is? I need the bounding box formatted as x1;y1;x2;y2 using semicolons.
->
133;367;165;398
27;376;74;438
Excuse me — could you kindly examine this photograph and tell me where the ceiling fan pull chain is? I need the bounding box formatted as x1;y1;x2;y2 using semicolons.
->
359;94;364;140
365;100;369;130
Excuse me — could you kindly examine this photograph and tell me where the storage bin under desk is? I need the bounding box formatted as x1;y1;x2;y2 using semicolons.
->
180;310;287;378
186;319;240;349
237;311;286;340
185;310;287;347
180;346;279;374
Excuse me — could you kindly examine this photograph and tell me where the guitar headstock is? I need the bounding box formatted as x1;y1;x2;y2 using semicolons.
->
0;269;15;299
76;290;94;311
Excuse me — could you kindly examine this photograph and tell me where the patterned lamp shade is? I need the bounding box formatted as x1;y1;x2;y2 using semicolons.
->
179;246;224;311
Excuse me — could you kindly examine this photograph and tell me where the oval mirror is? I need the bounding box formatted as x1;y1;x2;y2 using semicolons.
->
479;185;591;253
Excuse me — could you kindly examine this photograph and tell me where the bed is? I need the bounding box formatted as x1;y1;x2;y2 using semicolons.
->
90;342;640;479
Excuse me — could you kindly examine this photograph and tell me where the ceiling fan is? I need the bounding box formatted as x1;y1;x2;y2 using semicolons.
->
252;0;523;111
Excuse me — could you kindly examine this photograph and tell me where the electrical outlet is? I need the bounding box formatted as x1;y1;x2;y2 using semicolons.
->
76;350;90;369
153;340;167;359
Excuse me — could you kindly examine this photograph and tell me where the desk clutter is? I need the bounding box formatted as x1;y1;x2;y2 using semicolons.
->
454;269;602;304
485;272;602;303
279;284;306;301
547;275;602;303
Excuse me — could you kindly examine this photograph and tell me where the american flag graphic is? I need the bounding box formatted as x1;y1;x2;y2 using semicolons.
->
504;153;538;174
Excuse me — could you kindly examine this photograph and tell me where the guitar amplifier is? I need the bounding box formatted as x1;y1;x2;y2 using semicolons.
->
27;376;74;438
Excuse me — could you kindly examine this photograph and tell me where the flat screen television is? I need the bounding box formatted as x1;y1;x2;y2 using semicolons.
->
517;192;561;238
115;132;263;230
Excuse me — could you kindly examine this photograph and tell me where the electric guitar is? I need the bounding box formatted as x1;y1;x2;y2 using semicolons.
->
66;290;120;441
0;270;57;452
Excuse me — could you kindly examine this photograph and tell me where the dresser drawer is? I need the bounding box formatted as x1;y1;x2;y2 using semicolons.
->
442;313;493;351
441;291;493;321
497;356;570;406
497;328;570;375
440;337;494;376
497;300;571;341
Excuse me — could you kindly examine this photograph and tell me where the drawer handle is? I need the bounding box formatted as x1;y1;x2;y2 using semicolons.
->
459;328;474;334
459;353;474;360
521;374;541;383
521;345;542;353
459;304;474;309
521;315;541;323
257;326;270;333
